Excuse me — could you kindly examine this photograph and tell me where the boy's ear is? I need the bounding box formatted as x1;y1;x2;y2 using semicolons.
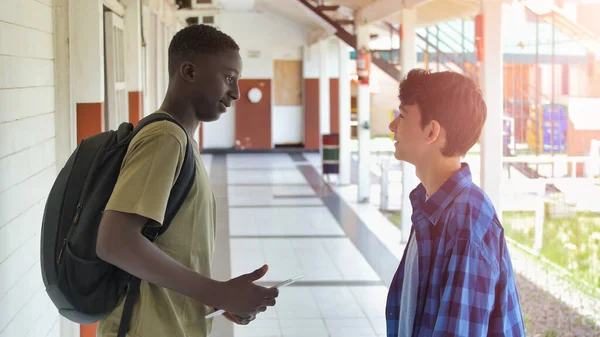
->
425;120;442;145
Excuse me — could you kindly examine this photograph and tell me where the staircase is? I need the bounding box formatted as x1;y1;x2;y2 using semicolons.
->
297;0;570;183
521;0;600;57
297;0;401;80
382;19;560;182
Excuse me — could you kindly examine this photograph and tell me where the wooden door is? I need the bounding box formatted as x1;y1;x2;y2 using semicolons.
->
235;80;272;150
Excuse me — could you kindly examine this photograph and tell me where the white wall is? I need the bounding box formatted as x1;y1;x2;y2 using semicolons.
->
303;42;320;79
0;0;61;336
328;38;340;78
219;11;307;79
568;64;591;98
273;106;304;144
203;11;309;148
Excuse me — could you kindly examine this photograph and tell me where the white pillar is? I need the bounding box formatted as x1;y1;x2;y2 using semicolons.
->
319;38;331;135
400;8;418;243
339;40;351;185
156;19;165;109
356;25;371;202
480;0;503;218
123;0;143;92
54;0;76;167
71;0;104;105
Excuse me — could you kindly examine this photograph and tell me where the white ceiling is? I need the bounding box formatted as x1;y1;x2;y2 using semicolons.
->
201;0;484;42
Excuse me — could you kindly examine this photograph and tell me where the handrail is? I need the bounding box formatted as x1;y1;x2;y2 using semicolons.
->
425;25;475;53
416;32;479;79
438;20;475;45
424;27;472;59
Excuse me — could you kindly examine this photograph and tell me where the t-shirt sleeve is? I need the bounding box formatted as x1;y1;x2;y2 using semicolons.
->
105;121;187;226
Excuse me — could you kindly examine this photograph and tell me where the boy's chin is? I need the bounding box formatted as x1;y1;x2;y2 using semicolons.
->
393;150;406;161
394;152;415;165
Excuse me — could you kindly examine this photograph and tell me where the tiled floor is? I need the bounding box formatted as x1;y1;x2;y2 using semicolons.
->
208;153;390;337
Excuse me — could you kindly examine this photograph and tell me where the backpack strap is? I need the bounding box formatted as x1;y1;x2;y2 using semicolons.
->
117;113;196;337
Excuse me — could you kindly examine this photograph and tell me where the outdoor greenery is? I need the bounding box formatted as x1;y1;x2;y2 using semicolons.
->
386;210;600;290
503;211;600;290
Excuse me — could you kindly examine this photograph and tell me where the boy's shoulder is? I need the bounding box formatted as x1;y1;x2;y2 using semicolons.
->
443;181;505;264
132;112;188;146
448;181;499;227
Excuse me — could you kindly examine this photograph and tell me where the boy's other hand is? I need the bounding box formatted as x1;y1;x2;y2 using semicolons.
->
218;264;278;317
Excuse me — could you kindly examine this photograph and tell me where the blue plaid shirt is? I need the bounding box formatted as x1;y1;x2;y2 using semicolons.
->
385;164;526;336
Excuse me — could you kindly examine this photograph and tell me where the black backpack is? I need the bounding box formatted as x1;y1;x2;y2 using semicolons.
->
40;113;196;337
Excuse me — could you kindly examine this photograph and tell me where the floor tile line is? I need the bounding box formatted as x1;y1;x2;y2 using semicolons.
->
228;204;324;208
272;194;320;198
226;183;312;187
229;235;347;239
295;153;397;287
255;280;386;287
317;238;348;286
209;154;234;337
228;167;301;171
349;283;383;334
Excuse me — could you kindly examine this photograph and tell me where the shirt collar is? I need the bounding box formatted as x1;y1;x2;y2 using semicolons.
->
409;163;473;226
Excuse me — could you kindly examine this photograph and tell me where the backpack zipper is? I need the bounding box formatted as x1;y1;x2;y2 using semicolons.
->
57;204;83;264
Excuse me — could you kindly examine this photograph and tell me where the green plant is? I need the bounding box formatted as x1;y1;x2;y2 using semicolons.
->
503;211;600;290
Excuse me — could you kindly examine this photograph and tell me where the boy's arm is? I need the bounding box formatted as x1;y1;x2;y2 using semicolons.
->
96;124;277;316
97;210;224;307
434;235;525;336
434;237;497;336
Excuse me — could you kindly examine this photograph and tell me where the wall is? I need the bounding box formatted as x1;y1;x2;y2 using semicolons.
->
203;11;308;148
303;42;321;78
568;64;591;97
576;3;600;37
0;0;61;336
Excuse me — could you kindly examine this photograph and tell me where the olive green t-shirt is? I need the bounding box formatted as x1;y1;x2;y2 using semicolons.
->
97;112;217;337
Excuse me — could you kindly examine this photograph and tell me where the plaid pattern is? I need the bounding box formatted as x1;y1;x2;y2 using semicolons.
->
386;163;526;336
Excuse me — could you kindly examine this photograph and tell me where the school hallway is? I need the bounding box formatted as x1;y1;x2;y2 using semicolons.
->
2;0;600;336
205;152;398;337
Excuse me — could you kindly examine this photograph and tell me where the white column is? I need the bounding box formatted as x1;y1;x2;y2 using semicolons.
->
480;0;503;218
145;10;158;113
123;0;143;92
319;38;331;135
339;40;351;185
54;0;75;167
356;25;371;202
71;0;104;104
400;8;418;243
156;18;165;109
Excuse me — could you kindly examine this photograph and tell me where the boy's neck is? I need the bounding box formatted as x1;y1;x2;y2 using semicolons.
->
160;93;199;137
414;155;462;198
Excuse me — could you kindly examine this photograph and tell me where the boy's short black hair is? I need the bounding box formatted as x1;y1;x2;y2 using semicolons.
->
398;69;487;157
168;24;240;77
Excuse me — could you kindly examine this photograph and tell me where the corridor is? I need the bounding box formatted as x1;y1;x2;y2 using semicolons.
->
206;153;398;337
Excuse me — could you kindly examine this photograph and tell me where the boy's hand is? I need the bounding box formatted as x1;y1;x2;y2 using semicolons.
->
222;309;262;325
218;264;278;317
223;312;251;325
